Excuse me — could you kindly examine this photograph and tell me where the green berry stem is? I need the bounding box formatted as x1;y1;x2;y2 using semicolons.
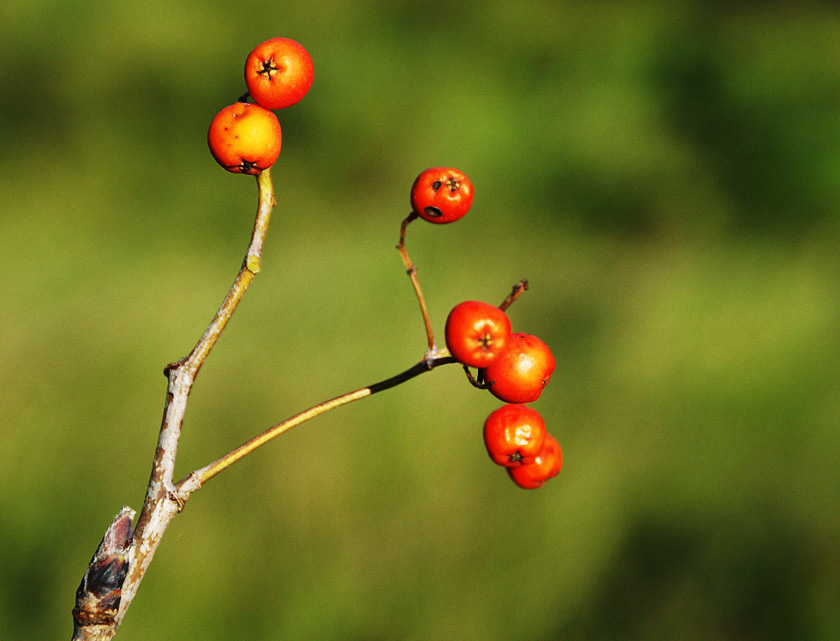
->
178;354;457;491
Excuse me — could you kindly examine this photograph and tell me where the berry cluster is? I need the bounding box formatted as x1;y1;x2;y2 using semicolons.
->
74;38;569;638
408;169;563;490
208;37;314;175
205;39;562;490
446;303;561;489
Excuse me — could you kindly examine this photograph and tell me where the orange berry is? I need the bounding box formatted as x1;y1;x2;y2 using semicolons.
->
207;102;282;175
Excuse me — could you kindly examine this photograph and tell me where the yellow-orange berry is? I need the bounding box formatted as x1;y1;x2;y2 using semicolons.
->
207;102;282;175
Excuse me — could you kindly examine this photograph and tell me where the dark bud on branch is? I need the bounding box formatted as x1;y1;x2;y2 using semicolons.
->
72;507;135;631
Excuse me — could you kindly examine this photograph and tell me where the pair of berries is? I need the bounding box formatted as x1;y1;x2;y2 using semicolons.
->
483;404;562;489
445;302;555;404
208;37;314;175
444;300;561;489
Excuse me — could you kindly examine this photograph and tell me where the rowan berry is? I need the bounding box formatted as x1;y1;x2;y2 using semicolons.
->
410;167;474;223
207;102;282;175
482;333;555;404
245;37;314;110
508;434;563;489
445;301;512;368
483;404;547;467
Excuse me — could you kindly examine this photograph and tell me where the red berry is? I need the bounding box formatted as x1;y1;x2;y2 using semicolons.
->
482;333;555;404
508;434;563;489
483;404;548;467
445;301;512;368
410;167;474;224
245;37;314;110
207;102;282;175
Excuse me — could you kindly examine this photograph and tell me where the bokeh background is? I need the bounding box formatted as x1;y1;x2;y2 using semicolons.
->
2;1;839;639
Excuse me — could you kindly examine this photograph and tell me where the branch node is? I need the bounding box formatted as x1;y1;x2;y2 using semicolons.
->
245;254;262;274
166;488;186;512
162;361;182;377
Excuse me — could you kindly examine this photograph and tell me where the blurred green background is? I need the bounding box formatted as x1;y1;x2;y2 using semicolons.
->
2;1;839;639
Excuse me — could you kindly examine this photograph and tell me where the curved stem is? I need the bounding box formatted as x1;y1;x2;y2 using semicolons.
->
178;355;456;494
110;169;276;634
180;169;275;374
396;212;439;358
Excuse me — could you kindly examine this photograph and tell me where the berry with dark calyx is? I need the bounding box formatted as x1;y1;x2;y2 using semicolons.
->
508;434;563;489
245;37;314;110
483;403;547;468
410;167;474;223
207;102;282;175
445;300;512;368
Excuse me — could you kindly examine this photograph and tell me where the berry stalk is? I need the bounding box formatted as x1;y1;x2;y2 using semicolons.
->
396;211;441;360
178;354;457;491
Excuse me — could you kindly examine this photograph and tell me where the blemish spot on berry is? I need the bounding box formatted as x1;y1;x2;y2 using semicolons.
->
424;206;442;218
432;180;442;191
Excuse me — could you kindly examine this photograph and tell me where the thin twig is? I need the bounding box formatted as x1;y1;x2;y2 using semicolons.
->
499;279;529;311
178;355;456;494
396;212;440;359
461;364;492;389
71;170;277;641
73;172;461;641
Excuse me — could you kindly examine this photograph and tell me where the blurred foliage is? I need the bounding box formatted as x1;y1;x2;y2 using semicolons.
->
1;1;839;640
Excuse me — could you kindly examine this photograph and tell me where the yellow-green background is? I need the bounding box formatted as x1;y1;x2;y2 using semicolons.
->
2;1;839;639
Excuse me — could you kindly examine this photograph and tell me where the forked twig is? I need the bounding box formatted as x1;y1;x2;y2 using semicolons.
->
72;172;460;641
178;355;456;492
72;169;276;641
